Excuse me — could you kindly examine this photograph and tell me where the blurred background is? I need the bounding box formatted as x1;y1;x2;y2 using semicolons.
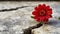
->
0;0;60;1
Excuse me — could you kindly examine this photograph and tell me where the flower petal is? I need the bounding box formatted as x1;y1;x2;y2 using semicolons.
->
32;11;37;15
34;7;38;10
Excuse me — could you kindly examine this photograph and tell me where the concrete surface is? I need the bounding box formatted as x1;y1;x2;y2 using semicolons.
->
0;1;60;34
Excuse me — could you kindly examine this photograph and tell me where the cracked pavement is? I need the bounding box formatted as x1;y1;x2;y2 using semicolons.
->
0;1;60;34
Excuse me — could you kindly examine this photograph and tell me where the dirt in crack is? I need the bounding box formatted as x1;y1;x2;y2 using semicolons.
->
23;23;43;34
0;6;29;12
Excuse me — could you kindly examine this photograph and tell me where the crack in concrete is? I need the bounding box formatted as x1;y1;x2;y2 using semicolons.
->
23;23;43;34
0;6;29;12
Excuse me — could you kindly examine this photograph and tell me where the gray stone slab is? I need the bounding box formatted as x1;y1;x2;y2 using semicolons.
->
0;2;59;34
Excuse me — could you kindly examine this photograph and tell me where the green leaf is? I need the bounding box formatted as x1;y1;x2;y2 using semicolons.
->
31;16;34;18
58;17;60;20
40;21;44;25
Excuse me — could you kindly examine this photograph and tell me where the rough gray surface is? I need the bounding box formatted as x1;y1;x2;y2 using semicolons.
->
0;2;60;34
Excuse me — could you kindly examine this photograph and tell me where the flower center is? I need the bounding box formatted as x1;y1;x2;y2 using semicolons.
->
39;10;46;16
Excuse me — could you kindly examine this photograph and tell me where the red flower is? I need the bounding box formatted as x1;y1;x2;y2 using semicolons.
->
32;4;52;23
